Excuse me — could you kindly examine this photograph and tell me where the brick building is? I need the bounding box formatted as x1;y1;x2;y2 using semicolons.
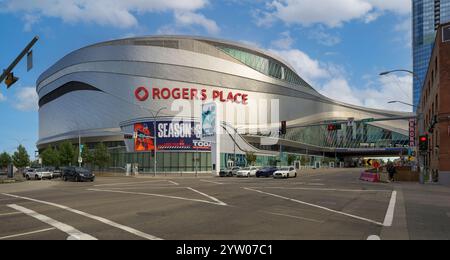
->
418;22;450;184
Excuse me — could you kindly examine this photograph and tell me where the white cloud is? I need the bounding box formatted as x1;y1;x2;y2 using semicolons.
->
271;31;294;49
256;0;411;27
269;48;330;84
308;28;341;46
174;11;220;34
0;92;6;102
2;0;210;29
14;87;38;112
267;45;412;112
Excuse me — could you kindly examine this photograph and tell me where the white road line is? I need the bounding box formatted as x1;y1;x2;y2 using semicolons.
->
89;188;227;206
307;183;325;186
168;180;179;186
200;179;225;185
244;188;384;227
2;193;162;240
186;187;227;206
93;180;169;187
7;204;96;240
383;191;397;227
264;211;324;224
0;212;21;217
245;187;391;193
367;235;381;240
0;228;56;240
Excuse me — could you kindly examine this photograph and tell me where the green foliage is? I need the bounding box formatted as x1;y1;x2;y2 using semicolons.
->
41;146;60;167
300;156;310;166
245;152;257;166
12;145;30;168
93;143;110;169
81;144;93;165
287;154;298;166
0;152;12;168
58;141;75;166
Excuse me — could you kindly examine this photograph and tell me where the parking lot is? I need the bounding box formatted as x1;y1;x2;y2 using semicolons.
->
1;168;449;240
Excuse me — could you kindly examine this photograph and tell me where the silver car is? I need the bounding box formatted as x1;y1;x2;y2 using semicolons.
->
25;168;53;180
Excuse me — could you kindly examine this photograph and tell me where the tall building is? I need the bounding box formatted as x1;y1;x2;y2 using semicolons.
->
413;0;450;109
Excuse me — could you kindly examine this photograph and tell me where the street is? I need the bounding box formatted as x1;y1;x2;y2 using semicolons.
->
1;168;449;240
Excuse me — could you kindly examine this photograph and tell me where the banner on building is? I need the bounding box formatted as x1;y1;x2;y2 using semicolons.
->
134;121;211;152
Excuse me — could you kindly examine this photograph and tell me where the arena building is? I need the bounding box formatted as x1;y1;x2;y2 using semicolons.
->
36;36;414;173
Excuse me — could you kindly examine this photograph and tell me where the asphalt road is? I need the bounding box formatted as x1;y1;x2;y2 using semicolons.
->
0;168;449;240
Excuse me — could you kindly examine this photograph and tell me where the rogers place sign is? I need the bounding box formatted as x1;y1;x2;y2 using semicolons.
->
134;86;249;105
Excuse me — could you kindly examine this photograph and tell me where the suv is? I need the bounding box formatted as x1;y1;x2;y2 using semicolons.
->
62;167;95;182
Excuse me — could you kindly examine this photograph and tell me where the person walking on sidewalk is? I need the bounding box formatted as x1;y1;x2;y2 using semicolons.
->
387;162;397;182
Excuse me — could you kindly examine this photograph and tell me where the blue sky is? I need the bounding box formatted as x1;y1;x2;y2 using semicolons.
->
0;0;413;158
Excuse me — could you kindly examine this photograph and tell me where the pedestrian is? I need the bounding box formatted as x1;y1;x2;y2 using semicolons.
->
387;162;396;182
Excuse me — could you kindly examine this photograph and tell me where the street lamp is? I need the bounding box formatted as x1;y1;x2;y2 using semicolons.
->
379;69;421;82
149;107;167;177
381;70;427;183
387;100;418;108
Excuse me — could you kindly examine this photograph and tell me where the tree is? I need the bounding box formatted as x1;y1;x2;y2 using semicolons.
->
81;144;93;167
12;145;30;168
93;143;110;170
245;152;257;166
287;154;298;166
0;152;12;169
41;146;60;167
59;141;75;166
300;156;310;167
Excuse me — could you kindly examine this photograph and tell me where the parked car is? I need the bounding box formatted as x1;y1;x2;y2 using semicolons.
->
62;167;95;182
273;166;297;179
219;167;241;177
255;167;279;178
236;166;260;177
51;168;63;179
25;168;52;180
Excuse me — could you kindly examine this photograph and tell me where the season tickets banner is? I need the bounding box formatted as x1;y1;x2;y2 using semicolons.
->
134;121;211;151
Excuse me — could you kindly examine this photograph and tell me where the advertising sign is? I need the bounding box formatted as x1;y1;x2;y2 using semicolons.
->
202;103;217;138
134;121;211;152
409;119;416;147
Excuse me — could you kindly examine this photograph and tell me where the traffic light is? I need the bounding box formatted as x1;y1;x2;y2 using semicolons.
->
419;135;428;152
124;134;134;139
327;124;341;131
280;121;287;135
5;72;18;88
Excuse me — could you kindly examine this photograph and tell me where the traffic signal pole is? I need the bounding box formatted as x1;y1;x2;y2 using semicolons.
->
0;36;39;87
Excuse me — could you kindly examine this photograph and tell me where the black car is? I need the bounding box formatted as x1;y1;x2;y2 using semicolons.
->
62;167;95;182
255;167;279;178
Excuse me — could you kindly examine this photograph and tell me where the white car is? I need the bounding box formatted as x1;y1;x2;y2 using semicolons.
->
25;168;53;180
273;166;297;179
236;166;260;177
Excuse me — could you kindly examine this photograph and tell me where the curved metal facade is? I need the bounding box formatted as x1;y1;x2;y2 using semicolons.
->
37;36;413;153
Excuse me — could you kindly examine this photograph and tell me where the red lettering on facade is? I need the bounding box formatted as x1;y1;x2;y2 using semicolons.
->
151;87;160;100
161;88;171;99
135;86;149;101
182;88;190;100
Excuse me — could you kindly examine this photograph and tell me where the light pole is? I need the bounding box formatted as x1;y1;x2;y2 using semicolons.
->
381;70;426;183
233;126;246;167
150;107;167;177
